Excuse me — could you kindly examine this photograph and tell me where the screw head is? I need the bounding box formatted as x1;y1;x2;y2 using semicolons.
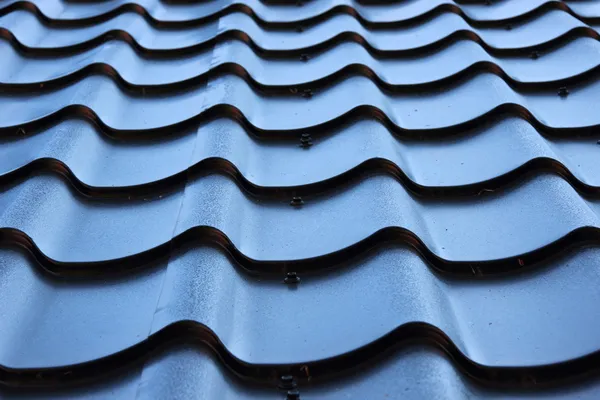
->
279;375;297;390
290;197;304;207
299;135;313;148
299;54;310;62
530;50;540;60
284;272;301;284
301;89;313;99
558;87;569;97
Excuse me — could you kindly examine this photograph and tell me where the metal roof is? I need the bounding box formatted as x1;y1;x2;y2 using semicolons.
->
1;0;600;397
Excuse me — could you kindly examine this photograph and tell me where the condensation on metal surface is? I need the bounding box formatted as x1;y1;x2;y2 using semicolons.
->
1;0;600;398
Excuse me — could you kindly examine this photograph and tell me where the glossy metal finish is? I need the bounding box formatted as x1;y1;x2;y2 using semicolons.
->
1;0;600;398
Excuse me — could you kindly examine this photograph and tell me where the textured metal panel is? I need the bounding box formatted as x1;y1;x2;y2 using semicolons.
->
4;38;600;88
1;0;600;397
1;0;598;25
2;242;600;368
4;72;600;132
3;118;600;193
3;10;599;54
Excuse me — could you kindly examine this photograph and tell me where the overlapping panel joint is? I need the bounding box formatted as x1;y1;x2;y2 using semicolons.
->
0;0;600;398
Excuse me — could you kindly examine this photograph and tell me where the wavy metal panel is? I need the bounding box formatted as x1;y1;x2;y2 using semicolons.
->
1;0;600;398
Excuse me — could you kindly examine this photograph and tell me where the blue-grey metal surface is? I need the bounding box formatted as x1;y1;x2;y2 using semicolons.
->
2;9;599;54
3;244;600;367
3;118;600;193
2;0;599;25
1;0;600;398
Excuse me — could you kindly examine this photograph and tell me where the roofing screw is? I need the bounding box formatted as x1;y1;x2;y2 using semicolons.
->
299;133;313;148
301;89;313;99
286;389;301;400
529;50;540;60
290;196;304;207
299;54;310;62
284;272;301;284
279;375;297;390
505;24;512;31
16;127;26;136
295;26;304;33
557;87;569;98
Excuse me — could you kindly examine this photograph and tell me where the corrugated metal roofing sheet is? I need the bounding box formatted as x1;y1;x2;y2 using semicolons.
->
1;0;600;398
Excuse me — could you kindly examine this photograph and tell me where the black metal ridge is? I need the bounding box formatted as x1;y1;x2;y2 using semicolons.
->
1;320;599;390
0;0;598;29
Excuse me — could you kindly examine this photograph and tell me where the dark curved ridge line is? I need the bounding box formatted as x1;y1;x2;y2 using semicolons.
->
0;0;597;29
1;320;599;390
2;22;599;60
155;0;522;4
0;101;597;142
2;223;600;279
4;51;600;96
3;156;600;201
256;0;522;5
